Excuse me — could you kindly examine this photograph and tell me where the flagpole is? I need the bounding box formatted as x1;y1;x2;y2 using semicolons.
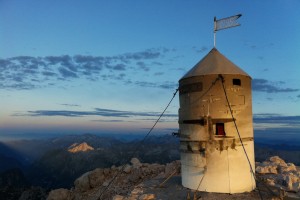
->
214;16;216;48
213;14;242;49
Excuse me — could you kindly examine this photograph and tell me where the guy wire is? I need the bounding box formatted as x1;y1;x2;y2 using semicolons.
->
98;88;179;199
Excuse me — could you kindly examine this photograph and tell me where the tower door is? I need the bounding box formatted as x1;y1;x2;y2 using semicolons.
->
216;123;225;136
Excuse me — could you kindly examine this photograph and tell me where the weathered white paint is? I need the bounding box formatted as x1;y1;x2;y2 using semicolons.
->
179;48;255;193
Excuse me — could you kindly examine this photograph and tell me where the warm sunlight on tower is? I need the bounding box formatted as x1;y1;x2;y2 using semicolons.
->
178;48;256;193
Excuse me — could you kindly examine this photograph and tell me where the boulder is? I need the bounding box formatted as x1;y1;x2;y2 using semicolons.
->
142;167;151;175
131;158;142;168
138;194;155;200
131;188;143;195
256;156;298;175
128;170;141;183
266;178;276;186
256;156;300;195
112;195;125;200
47;188;70;200
147;163;165;174
102;179;111;187
123;164;132;174
103;168;110;175
293;182;300;192
279;163;297;173
269;156;287;167
128;187;143;199
88;168;105;188
74;171;91;192
256;165;277;174
279;173;299;191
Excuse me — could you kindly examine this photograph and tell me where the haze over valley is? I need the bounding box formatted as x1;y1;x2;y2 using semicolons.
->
1;0;300;199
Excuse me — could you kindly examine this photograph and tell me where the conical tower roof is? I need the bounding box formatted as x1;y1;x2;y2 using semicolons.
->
181;48;251;80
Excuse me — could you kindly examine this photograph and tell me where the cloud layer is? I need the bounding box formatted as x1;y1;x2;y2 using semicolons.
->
14;108;177;118
1;49;298;94
253;113;300;125
252;79;299;93
14;107;299;130
0;48;177;90
253;113;300;134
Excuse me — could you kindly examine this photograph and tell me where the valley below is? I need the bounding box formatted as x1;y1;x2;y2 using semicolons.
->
1;133;300;199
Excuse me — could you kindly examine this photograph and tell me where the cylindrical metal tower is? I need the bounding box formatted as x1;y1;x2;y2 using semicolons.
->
179;48;255;193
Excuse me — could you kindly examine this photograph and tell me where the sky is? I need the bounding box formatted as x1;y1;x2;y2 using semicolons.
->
0;0;300;139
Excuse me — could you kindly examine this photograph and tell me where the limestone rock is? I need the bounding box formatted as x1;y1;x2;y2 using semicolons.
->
131;158;142;168
131;187;143;195
256;164;277;174
280;173;299;191
102;179;111;187
128;170;141;183
103;168;110;175
256;156;300;195
279;163;297;173
123;164;132;174
266;178;275;186
293;182;300;192
88;168;105;188
269;156;287;167
74;171;91;192
47;188;70;200
165;160;180;177
113;195;125;200
256;156;299;176
46;157;300;199
138;193;155;200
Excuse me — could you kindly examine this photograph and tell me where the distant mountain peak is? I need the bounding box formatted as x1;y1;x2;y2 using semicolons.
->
68;142;94;153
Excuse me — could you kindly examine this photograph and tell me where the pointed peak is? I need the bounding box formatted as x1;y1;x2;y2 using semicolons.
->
68;142;94;153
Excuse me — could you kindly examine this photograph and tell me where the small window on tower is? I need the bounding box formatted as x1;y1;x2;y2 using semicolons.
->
233;79;241;86
216;123;226;136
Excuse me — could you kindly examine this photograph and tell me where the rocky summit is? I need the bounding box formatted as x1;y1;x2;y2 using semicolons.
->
68;142;94;153
255;156;300;194
47;156;300;200
47;158;180;200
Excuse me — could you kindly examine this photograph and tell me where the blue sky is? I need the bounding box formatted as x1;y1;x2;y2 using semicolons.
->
0;0;299;138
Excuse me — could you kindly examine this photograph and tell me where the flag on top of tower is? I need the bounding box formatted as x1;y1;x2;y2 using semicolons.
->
214;14;242;32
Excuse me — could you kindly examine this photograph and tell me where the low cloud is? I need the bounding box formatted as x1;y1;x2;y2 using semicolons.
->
244;42;275;50
253;113;300;132
15;108;178;118
257;56;264;60
154;72;164;76
58;67;78;78
192;46;208;53
60;103;81;107
110;63;126;71
136;61;150;71
252;79;299;93
254;113;300;124
91;119;124;122
3;49;297;95
0;48;169;90
0;82;36;90
135;81;178;90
